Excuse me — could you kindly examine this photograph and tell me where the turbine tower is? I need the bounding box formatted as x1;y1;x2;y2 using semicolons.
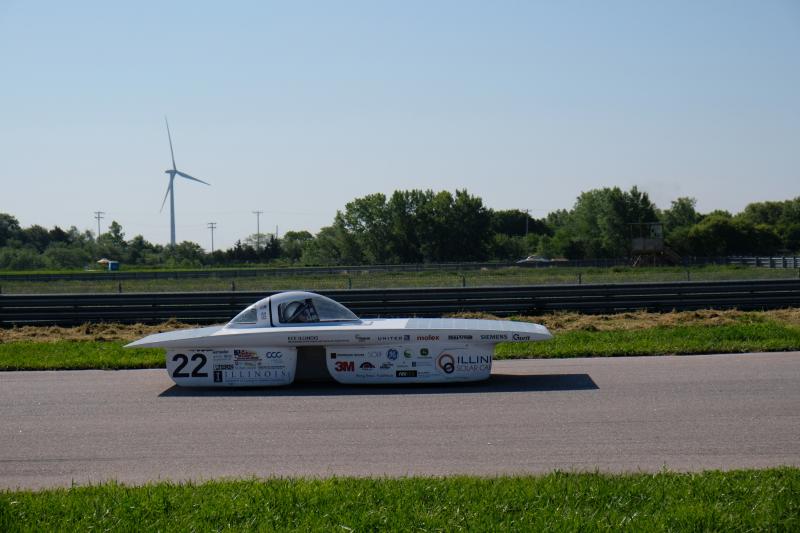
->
160;117;210;246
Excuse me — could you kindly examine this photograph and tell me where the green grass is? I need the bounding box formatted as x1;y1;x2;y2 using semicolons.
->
2;319;800;371
496;320;800;359
1;469;798;531
1;264;796;293
0;341;162;371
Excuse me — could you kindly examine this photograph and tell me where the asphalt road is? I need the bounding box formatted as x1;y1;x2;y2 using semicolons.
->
1;353;799;489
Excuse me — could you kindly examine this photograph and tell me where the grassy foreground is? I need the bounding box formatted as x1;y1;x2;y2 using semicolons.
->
2;469;798;531
1;318;799;371
0;341;161;371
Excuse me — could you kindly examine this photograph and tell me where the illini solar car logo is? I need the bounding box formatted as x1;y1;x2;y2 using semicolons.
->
437;353;455;374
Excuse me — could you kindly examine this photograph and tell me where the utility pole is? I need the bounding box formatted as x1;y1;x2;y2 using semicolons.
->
252;210;263;250
207;222;217;253
523;209;530;236
94;211;105;238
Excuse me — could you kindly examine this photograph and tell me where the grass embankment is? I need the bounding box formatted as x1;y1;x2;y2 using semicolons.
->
1;310;799;371
2;469;798;531
1;264;795;293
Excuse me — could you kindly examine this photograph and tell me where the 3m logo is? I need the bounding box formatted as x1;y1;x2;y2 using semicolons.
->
334;361;355;372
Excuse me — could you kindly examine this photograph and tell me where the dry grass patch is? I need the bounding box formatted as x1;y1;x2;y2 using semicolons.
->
2;308;800;344
0;319;197;344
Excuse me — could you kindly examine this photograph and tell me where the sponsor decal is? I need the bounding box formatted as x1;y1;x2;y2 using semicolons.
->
368;351;382;358
223;369;290;380
332;352;364;358
448;334;473;340
262;351;283;359
403;349;413;358
355;334;371;342
396;370;417;378
480;334;508;341
288;335;318;343
437;354;455;374
412;360;433;368
458;355;491;364
387;349;398;361
211;350;232;362
512;333;531;341
259;311;268;320
377;335;404;342
335;360;355;372
213;370;223;382
416;335;439;341
420;348;429;357
234;349;258;361
380;362;393;369
456;354;492;372
360;361;375;370
213;364;234;370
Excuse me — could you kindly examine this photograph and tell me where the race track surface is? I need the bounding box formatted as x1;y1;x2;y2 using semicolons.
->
1;353;799;489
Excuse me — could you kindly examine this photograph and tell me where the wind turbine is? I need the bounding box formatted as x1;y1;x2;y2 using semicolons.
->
160;116;210;246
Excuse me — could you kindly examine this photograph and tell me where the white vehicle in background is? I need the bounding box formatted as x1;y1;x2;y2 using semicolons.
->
127;291;552;387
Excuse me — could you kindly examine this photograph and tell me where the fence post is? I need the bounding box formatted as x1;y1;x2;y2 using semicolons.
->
231;281;236;292
686;269;690;282
461;275;466;288
577;273;582;285
118;282;122;293
348;277;352;289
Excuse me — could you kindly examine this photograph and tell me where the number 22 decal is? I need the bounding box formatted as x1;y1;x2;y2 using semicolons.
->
172;353;208;378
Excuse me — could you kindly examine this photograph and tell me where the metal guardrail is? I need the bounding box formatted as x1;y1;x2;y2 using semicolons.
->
2;279;799;326
0;256;798;284
722;256;800;268
0;262;519;282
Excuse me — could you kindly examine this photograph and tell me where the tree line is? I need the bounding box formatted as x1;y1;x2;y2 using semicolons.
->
1;187;798;270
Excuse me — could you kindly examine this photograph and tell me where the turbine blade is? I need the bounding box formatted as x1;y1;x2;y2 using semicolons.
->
165;116;176;170
159;180;172;213
175;170;210;185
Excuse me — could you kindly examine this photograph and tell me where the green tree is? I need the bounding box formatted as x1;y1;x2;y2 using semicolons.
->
491;209;550;238
43;242;92;269
561;186;659;259
0;213;21;247
302;221;362;265
339;193;393;263
661;197;701;232
280;231;314;263
21;225;51;252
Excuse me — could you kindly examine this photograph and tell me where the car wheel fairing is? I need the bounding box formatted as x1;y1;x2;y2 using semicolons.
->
326;343;493;384
166;347;297;387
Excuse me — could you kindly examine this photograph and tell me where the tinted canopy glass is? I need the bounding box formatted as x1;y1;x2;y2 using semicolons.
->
278;296;358;323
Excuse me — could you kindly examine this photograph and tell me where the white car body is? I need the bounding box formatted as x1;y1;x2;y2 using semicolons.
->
126;291;552;387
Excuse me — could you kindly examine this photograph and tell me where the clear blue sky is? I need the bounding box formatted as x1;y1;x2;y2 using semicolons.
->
1;1;798;250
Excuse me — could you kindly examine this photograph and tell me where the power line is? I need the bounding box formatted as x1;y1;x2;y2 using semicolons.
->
93;211;105;238
207;222;217;253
